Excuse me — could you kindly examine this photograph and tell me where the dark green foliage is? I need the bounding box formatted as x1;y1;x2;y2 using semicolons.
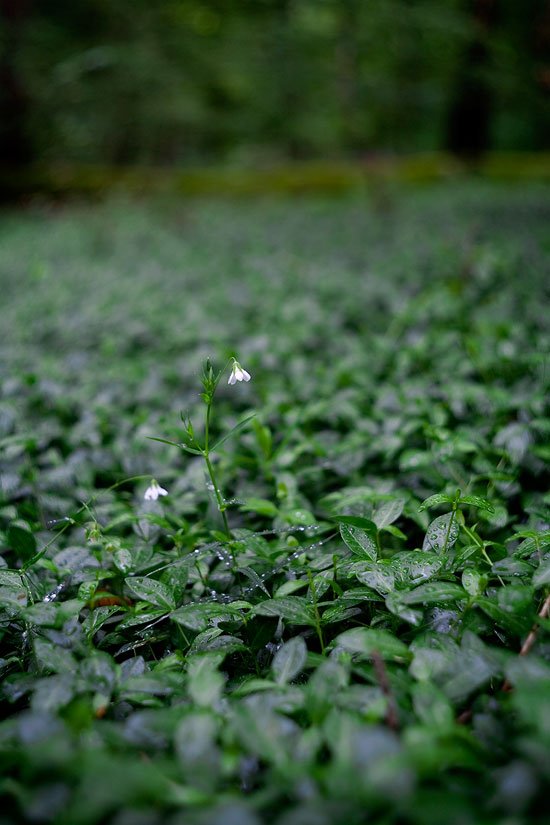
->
0;184;549;824
2;0;548;166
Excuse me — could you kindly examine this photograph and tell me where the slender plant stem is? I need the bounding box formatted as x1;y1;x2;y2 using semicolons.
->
204;453;231;537
205;402;212;452
202;398;231;537
481;547;493;567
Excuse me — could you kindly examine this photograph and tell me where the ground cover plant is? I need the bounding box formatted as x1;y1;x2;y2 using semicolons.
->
0;183;549;825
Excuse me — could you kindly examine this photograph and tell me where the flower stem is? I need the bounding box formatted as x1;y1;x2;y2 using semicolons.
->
204;453;231;537
205;402;212;453
203;397;230;537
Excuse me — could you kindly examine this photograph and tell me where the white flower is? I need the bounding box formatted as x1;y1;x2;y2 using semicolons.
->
228;360;251;385
144;479;168;501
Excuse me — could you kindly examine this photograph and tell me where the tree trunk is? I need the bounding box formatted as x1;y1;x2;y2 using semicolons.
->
446;0;498;158
0;0;32;168
336;0;363;153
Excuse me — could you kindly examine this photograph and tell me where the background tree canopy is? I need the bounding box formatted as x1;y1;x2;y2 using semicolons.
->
0;0;549;168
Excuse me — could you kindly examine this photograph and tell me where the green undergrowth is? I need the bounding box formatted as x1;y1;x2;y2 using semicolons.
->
0;184;549;825
2;153;550;200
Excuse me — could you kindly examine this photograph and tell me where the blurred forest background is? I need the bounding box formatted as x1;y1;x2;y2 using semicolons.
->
0;0;549;174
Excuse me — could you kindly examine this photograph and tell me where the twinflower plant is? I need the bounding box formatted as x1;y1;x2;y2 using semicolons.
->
150;357;254;538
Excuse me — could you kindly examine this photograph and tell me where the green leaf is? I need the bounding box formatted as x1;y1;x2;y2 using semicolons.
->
0;571;23;588
497;585;534;616
253;597;316;626
306;660;349;722
533;559;550;589
236;566;270;597
174;710;220;790
187;654;225;706
422;513;459;553
117;609;166;630
385;592;423;625
230;700;301;766
170;603;246;632
333;515;378;531
23;603;59;626
462;569;487;596
383;524;407;540
231;678;279;696
411;681;454;730
333;627;410;662
7;524;36;559
0;584;28;610
353;562;395;594
271;636;308;684
239;498;279;518
339;523;377;561
31;675;75;713
252;419;272;459
113;548;133;574
320;603;363;624
33;639;76;674
373;499;404;528
147;436;203;456
275;579;308;597
474;597;531;635
80;652;118;695
210;413;256;452
491;558;534;578
418;493;454;512
125;576;176;610
458;495;495;513
391;552;444;586
400;582;468;605
281;508;318;526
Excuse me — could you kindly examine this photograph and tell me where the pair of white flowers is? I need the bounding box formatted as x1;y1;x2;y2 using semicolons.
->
228;360;251;385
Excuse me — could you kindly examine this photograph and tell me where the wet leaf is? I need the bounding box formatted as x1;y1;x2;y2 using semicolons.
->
458;495;495;513
125;577;176;610
340;523;378;561
418;493;454;512
373;499;404;528
253;597;317;626
422;513;459;554
533;559;550;589
170;603;245;632
7;524;36;559
400;582;467;606
462;569;487;596
333;627;410;662
271;636;308;684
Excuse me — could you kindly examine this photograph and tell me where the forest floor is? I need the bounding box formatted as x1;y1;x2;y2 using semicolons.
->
0;182;549;825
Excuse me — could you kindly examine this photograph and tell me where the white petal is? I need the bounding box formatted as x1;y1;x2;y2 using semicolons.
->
228;371;237;385
241;369;251;382
157;485;168;497
234;366;244;381
144;486;157;501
